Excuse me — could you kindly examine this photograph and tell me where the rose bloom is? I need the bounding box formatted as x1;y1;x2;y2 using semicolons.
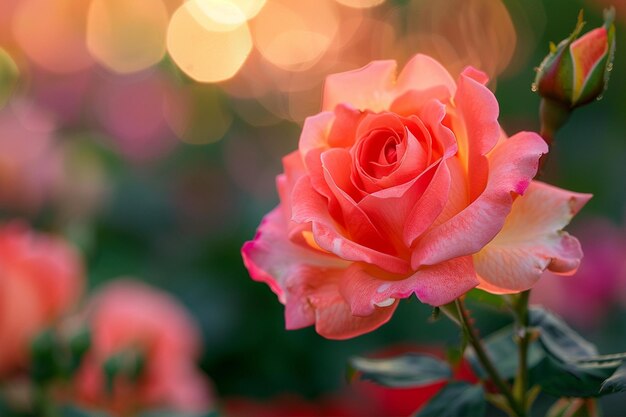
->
73;280;212;414
0;222;83;375
242;54;590;339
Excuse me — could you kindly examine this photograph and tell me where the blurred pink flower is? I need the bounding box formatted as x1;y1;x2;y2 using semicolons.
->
532;218;626;328
0;221;83;375
0;100;63;212
74;280;212;414
92;71;181;163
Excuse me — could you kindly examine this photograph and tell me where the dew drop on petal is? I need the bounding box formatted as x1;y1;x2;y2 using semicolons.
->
375;297;395;308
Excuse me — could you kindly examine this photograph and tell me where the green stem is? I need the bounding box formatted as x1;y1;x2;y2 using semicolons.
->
513;290;531;413
34;384;56;417
455;299;525;417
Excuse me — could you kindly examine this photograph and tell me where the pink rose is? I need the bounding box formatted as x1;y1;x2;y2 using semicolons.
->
0;222;83;374
242;54;591;339
74;280;212;414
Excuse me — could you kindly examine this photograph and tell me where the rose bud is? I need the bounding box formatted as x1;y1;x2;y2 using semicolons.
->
534;8;616;143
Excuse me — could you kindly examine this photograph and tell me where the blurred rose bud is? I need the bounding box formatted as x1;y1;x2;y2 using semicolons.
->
534;8;616;142
0;222;83;375
74;280;213;415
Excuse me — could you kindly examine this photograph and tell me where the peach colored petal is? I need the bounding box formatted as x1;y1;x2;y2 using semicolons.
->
321;149;395;256
412;131;548;269
450;68;500;201
395;54;456;97
242;205;346;305
474;181;592;294
299;112;335;156
323;55;457;114
402;161;451;247
291;176;410;274
322;60;397;112
340;256;478;315
242;205;395;339
312;280;397;340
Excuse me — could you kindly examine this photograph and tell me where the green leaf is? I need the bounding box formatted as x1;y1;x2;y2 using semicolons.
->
530;356;617;397
414;382;486;417
465;325;545;380
529;307;598;360
349;353;452;388
528;308;623;397
601;363;626;394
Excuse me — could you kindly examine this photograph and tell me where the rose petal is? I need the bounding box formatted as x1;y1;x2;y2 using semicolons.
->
242;206;396;339
358;160;442;256
450;69;501;201
291;176;410;274
322;60;397;113
412;131;548;269
242;206;346;305
305;275;397;339
340;256;478;315
321;148;395;254
474;181;592;294
299;112;335;157
395;54;456;97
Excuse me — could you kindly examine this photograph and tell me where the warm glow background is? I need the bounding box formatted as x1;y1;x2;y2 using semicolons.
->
0;0;625;415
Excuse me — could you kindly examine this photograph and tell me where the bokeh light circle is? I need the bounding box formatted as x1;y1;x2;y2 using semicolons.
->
167;0;253;83
12;0;92;73
86;0;169;74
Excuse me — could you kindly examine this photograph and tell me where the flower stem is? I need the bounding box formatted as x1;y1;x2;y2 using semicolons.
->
513;290;531;413
455;298;525;417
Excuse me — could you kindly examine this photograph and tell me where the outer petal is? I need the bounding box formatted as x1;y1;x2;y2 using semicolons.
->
340;256;478;314
241;206;396;339
242;206;346;305
395;54;456;97
474;181;592;294
306;276;398;339
322;60;397;113
412;131;548;268
322;54;457;114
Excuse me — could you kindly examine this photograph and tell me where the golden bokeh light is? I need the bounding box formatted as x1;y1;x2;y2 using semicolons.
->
334;0;385;9
12;0;93;73
191;0;267;26
401;0;517;79
86;0;169;74
167;0;253;83
251;0;339;71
